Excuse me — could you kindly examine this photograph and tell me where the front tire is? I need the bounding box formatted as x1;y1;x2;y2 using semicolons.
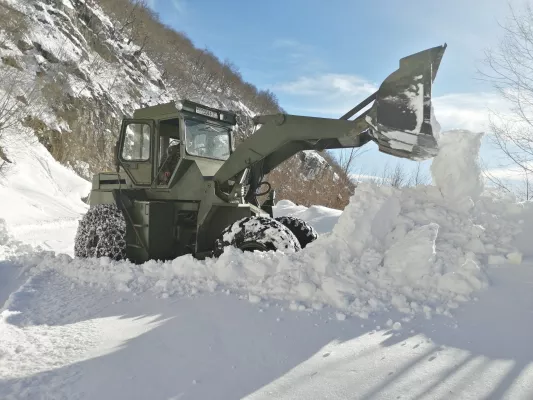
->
74;204;127;261
275;216;318;249
213;216;301;257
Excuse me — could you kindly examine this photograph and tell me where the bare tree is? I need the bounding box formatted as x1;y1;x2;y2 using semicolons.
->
407;162;430;187
334;147;368;177
479;2;533;199
266;154;356;209
0;145;11;177
389;163;408;188
0;3;27;48
0;65;45;179
353;160;429;189
0;67;42;137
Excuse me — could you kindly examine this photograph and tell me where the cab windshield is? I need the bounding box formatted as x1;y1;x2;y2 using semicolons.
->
184;118;231;160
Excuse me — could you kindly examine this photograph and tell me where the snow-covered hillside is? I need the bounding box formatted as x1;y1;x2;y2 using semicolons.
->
0;0;169;177
1;123;533;399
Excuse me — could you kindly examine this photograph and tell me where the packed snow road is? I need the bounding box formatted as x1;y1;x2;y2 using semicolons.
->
1;221;533;399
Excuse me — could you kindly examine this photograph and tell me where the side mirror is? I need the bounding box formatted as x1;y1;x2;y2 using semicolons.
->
114;140;120;173
230;125;237;151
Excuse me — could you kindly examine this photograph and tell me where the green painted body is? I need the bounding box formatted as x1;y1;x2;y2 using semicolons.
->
86;44;448;263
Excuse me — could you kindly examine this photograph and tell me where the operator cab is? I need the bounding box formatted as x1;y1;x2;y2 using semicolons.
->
115;100;237;187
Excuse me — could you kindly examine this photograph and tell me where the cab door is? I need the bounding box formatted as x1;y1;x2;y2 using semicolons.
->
118;119;155;186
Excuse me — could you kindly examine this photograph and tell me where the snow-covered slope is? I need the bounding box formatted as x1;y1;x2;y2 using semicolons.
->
0;137;90;254
1;127;533;399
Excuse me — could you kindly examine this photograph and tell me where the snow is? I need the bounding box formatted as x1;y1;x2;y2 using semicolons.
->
0;4;532;394
274;199;342;234
1;251;533;399
0;131;90;236
0;125;533;398
406;82;425;134
2;123;533;397
431;129;484;210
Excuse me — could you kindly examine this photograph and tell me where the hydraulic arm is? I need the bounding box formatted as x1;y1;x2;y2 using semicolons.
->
214;44;447;186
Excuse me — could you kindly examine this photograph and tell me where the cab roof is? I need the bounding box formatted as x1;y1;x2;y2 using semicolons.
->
132;100;238;125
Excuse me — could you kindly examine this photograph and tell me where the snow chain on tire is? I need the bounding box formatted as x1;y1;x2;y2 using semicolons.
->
74;204;127;261
213;216;302;257
275;216;318;249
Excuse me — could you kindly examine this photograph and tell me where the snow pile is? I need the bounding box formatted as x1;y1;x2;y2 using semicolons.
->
0;124;89;254
0;219;32;259
0;219;47;270
0;218;53;269
274;200;342;234
0;219;14;259
22;129;530;320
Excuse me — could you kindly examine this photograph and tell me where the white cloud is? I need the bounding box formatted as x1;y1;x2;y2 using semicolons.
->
273;74;376;97
433;93;512;132
270;73;377;117
484;166;526;180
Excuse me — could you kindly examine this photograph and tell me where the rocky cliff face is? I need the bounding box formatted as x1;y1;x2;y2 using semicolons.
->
0;0;170;176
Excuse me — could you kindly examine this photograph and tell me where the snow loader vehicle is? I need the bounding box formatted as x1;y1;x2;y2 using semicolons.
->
75;44;447;263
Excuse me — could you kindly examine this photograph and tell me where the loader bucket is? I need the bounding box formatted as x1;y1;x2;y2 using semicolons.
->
367;44;447;160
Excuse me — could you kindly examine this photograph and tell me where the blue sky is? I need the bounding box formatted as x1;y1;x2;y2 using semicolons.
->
147;0;520;179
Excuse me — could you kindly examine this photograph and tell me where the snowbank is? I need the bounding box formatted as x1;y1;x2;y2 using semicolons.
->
0;218;51;268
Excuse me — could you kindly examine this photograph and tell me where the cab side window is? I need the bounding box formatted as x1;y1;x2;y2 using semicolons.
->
122;123;151;161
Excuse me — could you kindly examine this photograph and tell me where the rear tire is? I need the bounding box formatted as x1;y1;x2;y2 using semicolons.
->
275;216;318;249
213;216;301;257
74;204;127;261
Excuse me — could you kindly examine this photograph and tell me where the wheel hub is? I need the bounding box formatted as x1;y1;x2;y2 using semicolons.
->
239;241;269;252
